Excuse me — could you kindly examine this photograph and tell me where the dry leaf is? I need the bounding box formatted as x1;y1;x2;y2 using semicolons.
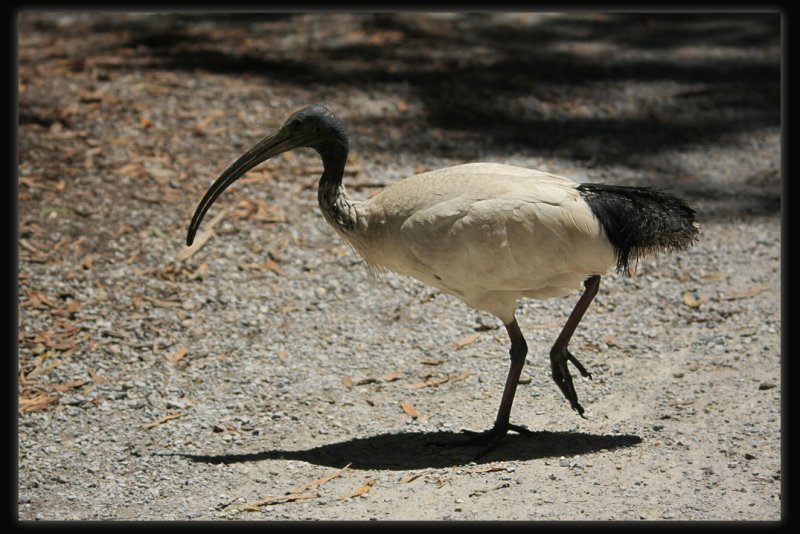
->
451;370;471;382
722;287;764;301
192;110;224;135
277;351;287;362
288;463;351;494
167;346;188;363
682;292;704;308
19;176;67;192
114;163;144;176
399;473;423;483
409;375;450;389
454;332;481;349
264;258;284;275
19;238;45;255
188;262;208;281
428;375;450;386
381;370;402;382
216;422;241;433
19;392;59;413
702;271;730;281
603;335;618;347
419;358;443;366
400;401;418;419
18;367;31;386
341;375;353;389
339;479;375;500
132;193;164;206
32;329;78;351
53;379;89;392
25;289;56;309
25;360;63;380
52;299;81;318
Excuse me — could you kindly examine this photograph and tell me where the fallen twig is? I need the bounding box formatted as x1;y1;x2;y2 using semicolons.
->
288;463;351;494
141;412;187;430
176;206;232;261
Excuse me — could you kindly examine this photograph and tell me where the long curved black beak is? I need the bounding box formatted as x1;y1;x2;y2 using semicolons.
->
186;127;298;246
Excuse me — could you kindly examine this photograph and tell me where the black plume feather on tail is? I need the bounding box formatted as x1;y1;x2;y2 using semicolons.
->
577;183;699;274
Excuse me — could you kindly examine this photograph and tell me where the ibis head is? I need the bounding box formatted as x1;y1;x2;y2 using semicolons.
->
186;104;348;246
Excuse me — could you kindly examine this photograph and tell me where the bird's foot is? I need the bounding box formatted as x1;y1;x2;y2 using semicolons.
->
550;346;592;418
433;422;533;459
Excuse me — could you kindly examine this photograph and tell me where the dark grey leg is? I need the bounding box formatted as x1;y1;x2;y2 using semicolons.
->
550;275;600;417
448;317;533;457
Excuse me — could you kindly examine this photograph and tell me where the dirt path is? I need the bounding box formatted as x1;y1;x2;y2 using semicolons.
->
18;13;781;521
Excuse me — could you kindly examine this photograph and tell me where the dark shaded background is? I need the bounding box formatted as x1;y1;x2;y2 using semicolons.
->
19;13;781;223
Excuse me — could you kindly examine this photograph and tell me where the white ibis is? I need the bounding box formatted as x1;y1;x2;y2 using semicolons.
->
187;104;698;455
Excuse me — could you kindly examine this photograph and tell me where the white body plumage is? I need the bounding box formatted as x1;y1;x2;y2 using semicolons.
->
336;163;616;323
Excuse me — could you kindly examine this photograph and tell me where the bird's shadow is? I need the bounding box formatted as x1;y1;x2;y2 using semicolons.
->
161;430;642;470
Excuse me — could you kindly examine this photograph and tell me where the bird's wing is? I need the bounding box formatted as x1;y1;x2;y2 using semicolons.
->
366;163;615;288
352;163;616;321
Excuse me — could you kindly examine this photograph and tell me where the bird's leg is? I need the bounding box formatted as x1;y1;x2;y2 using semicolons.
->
449;318;532;456
550;275;600;417
488;318;531;436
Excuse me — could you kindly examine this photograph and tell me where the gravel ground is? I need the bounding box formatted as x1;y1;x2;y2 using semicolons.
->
17;13;781;521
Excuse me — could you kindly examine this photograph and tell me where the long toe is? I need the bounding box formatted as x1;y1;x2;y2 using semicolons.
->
551;353;587;417
453;427;510;459
506;423;534;436
433;421;532;458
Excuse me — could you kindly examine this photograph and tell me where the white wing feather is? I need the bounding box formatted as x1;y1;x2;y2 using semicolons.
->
348;163;616;322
